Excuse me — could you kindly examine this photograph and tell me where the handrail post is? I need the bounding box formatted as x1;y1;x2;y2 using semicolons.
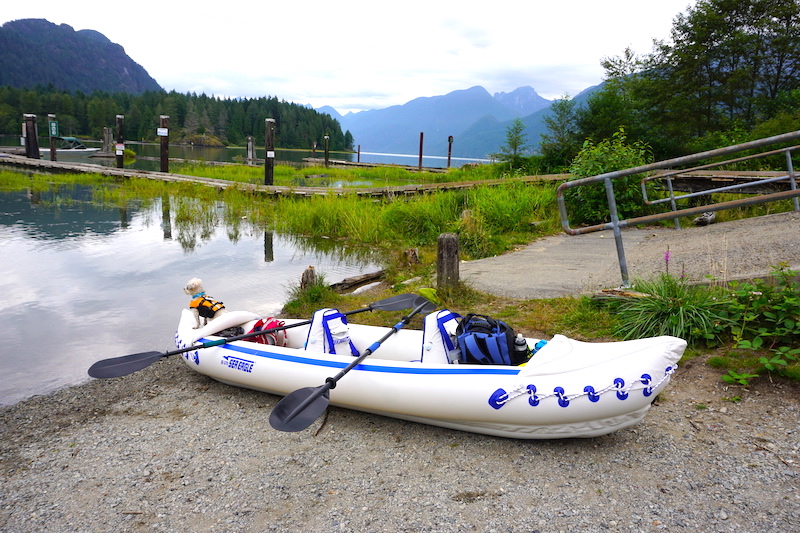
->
787;149;799;212
604;178;630;287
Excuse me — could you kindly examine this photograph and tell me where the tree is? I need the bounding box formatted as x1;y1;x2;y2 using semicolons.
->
644;0;800;142
539;95;581;170
492;118;530;170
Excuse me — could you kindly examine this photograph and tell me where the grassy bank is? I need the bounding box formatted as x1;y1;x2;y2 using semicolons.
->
2;165;798;389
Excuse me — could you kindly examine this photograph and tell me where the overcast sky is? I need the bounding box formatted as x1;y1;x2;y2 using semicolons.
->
2;0;696;114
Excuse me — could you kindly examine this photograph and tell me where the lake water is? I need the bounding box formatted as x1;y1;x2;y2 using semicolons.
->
0;186;380;406
1;136;489;170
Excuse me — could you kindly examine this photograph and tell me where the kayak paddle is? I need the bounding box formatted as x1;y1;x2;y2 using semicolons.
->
87;293;421;379
269;296;436;432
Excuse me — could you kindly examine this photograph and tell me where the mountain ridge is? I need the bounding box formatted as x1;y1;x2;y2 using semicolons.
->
0;18;161;94
320;83;602;159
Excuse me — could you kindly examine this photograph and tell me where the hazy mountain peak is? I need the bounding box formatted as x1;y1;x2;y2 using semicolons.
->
493;86;551;116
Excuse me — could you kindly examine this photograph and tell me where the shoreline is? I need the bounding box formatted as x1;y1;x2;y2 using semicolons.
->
2;352;798;532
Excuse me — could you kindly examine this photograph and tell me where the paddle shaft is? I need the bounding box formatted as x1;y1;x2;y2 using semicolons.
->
272;298;434;429
88;294;420;379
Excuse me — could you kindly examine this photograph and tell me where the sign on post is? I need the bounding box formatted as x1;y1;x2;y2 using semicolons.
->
49;120;59;137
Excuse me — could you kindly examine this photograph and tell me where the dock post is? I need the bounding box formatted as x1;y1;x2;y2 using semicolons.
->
102;127;113;153
115;115;124;168
47;114;57;161
23;114;40;159
324;134;330;168
437;233;459;288
418;132;424;171
447;136;454;168
265;118;275;186
159;115;169;173
246;136;255;164
357;144;361;163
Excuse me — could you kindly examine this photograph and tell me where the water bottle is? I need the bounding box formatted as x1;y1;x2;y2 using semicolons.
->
513;333;531;361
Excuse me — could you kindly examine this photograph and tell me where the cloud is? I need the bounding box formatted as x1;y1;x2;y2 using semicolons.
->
1;0;696;114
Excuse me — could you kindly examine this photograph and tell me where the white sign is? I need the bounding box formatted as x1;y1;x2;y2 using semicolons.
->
266;151;275;158
157;127;169;137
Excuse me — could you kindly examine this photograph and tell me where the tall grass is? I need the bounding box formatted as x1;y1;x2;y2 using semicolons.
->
606;273;732;345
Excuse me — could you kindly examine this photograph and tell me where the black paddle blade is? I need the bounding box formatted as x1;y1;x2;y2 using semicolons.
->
370;293;419;312
269;386;331;432
87;351;166;379
413;296;437;314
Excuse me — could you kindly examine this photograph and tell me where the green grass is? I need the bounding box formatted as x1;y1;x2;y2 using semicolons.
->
4;166;799;389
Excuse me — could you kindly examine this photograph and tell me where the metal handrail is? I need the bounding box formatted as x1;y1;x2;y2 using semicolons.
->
556;130;800;287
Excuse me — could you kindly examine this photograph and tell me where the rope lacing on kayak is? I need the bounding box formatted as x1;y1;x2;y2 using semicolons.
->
493;365;677;408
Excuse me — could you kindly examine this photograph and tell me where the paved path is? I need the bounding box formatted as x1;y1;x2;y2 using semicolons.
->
461;211;800;299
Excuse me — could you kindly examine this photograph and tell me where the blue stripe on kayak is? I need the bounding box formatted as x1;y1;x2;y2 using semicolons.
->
200;338;521;376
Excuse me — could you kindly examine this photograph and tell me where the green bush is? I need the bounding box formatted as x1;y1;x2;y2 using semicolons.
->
724;263;800;376
565;128;653;225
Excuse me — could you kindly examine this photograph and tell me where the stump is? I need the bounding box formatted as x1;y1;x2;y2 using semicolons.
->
300;266;316;290
437;233;459;288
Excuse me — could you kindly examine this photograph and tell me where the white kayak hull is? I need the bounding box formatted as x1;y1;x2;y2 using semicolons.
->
175;310;685;439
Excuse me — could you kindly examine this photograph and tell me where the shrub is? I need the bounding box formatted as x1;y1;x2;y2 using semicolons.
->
565;128;653;225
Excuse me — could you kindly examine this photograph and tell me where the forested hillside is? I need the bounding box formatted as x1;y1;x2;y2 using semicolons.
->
0;19;161;95
0;86;352;150
536;0;800;171
0;19;350;150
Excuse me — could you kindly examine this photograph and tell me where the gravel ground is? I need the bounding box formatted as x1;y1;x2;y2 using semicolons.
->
1;351;798;532
2;212;800;532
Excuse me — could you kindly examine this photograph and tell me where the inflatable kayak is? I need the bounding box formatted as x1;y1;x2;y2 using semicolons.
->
174;308;685;439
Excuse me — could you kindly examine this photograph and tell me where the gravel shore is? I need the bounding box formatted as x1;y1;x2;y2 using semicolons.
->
1;350;798;532
3;212;800;532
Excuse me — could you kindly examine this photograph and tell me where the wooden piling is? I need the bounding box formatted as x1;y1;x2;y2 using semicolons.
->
447;136;454;169
437;233;459;288
324;135;330;168
115;115;124;168
246;136;256;164
48;114;57;162
159;115;169;173
23;114;40;159
265;119;275;186
418;132;424;171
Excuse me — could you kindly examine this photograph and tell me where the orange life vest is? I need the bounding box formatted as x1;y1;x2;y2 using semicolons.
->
190;294;225;318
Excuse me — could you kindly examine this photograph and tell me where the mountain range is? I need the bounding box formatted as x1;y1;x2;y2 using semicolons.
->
0;19;161;94
319;84;598;160
0;18;601;159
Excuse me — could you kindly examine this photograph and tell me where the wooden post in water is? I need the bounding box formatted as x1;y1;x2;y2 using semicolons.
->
246;136;256;164
102;127;113;154
357;144;361;163
47;114;57;161
437;233;459;288
447;135;454;168
264;231;274;262
324;134;330;168
264;118;275;186
23;114;40;159
159;115;170;173
115;115;124;168
418;132;424;171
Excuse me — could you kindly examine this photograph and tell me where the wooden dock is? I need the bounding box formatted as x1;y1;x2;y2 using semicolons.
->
0;153;568;197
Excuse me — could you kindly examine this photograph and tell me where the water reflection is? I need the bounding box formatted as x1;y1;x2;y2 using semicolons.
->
0;186;380;405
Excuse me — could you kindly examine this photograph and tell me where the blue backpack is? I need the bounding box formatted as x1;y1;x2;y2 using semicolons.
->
456;314;524;366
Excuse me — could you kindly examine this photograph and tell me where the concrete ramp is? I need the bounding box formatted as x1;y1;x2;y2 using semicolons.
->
461;211;800;299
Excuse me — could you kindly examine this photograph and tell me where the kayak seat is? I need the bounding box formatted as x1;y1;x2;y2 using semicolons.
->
419;309;461;364
304;308;360;356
